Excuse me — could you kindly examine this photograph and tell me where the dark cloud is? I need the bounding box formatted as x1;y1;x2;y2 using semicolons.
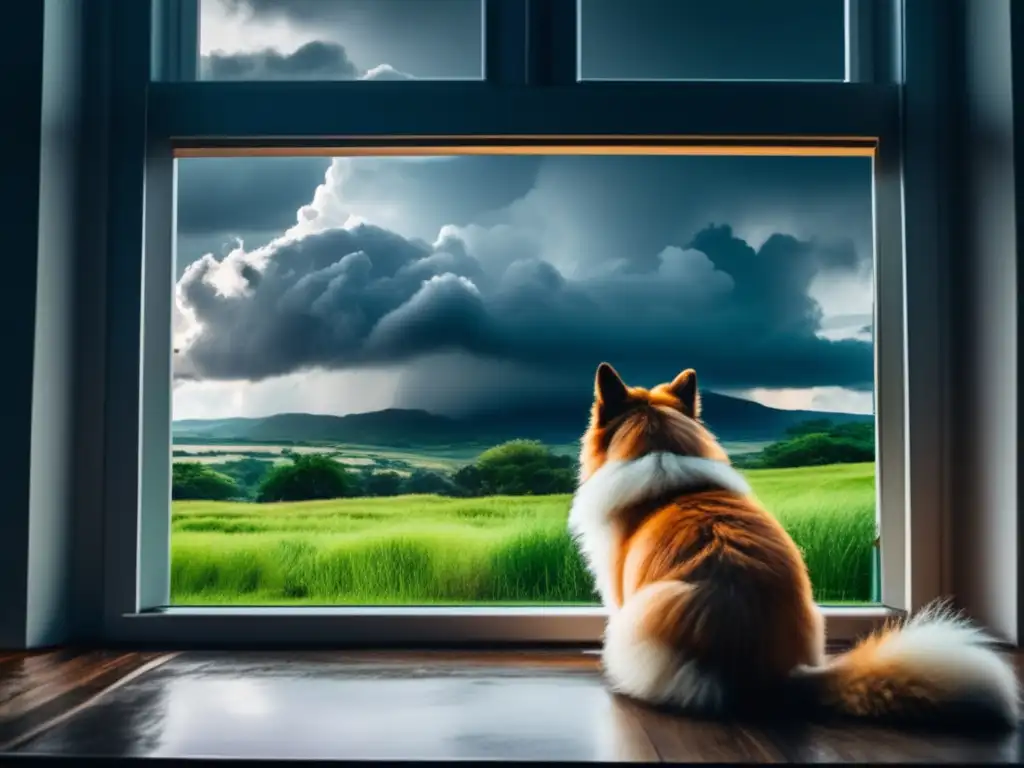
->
221;0;481;30
478;154;875;279
322;155;542;233
201;40;361;80
177;157;330;235
175;156;544;278
207;0;483;79
820;313;873;331
174;220;873;401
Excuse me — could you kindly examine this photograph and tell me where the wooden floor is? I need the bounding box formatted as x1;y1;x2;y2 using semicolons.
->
0;648;1021;763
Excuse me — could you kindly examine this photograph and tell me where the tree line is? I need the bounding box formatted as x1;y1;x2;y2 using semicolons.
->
172;439;578;503
173;419;876;502
731;419;875;469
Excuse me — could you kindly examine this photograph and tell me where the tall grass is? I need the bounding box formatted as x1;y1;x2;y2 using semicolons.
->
170;462;876;605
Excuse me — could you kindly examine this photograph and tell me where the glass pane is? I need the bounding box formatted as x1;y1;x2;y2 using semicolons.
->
199;0;483;81
171;149;877;606
579;0;847;81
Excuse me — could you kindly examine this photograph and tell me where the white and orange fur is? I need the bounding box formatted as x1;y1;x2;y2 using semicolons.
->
569;362;1020;728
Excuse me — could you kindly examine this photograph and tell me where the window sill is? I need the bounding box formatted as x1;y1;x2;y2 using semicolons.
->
106;605;901;648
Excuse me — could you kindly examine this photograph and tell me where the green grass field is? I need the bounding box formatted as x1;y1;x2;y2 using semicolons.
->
170;461;877;606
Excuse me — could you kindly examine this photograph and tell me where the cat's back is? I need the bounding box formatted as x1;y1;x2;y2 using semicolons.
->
618;489;812;604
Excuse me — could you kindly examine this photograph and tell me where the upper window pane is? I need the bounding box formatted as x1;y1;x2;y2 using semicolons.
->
198;0;483;81
578;0;847;81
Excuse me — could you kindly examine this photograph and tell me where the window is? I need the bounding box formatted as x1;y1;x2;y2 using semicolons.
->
194;0;484;81
97;0;941;645
578;0;847;81
171;150;878;608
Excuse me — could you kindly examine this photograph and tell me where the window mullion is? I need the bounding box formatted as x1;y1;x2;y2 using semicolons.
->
846;0;875;83
104;0;154;624
527;0;578;85
846;0;903;84
152;0;198;82
484;0;528;85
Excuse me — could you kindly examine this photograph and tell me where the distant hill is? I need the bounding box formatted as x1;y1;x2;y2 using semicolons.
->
172;391;872;447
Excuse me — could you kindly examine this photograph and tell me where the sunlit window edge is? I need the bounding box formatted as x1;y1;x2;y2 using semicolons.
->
137;137;906;640
111;606;900;646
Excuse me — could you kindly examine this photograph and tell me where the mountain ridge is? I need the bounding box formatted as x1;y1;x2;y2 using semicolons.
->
172;391;872;447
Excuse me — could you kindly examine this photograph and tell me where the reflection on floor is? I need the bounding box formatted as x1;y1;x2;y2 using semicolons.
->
0;649;1021;763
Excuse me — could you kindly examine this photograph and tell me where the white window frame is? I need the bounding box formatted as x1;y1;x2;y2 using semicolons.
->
97;0;945;646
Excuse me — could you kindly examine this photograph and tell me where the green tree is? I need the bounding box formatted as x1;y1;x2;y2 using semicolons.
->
455;440;577;496
452;464;485;496
827;421;874;443
402;469;456;496
757;433;875;468
257;453;355;502
784;418;835;437
212;457;274;499
363;470;405;497
172;462;241;501
741;419;876;469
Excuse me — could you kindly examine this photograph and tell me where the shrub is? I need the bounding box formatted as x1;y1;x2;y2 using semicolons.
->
362;470;405;497
740;420;876;469
257;453;356;502
172;462;241;501
757;433;875;468
454;440;577;496
402;469;457;496
209;457;274;500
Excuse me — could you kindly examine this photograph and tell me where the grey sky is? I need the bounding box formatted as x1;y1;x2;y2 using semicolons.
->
580;0;846;81
200;0;483;79
173;154;875;420
175;155;545;278
199;0;845;82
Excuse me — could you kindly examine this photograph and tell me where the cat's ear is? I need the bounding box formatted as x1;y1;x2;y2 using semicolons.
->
667;368;700;419
594;362;631;424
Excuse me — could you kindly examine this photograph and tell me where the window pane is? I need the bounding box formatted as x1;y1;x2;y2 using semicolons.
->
171;149;877;607
579;0;847;81
199;0;483;81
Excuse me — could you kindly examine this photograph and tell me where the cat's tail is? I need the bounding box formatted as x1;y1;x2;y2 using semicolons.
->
602;582;1019;732
790;601;1019;731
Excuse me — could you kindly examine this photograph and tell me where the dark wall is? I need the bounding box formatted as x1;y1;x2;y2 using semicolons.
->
946;0;1021;643
25;0;85;647
1015;0;1024;650
0;2;46;650
68;0;112;645
0;0;103;648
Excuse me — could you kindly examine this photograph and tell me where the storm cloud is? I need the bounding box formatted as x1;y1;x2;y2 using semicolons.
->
202;39;358;79
218;0;480;27
174;218;873;394
200;40;416;81
202;0;482;80
175;155;545;274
